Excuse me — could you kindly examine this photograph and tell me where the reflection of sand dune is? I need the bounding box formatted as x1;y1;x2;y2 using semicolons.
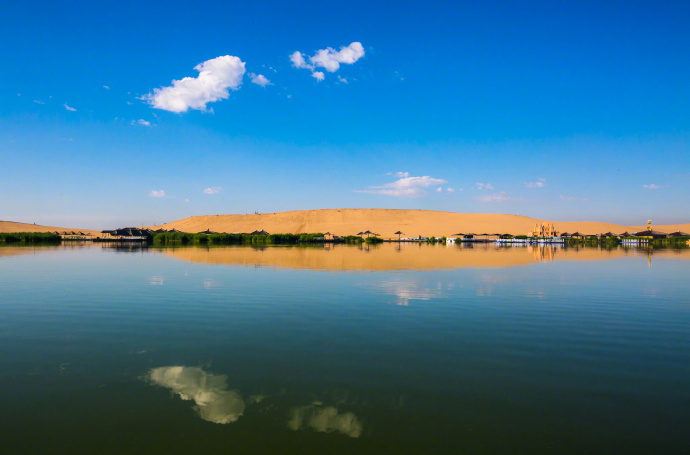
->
148;366;245;424
160;244;690;272
148;208;690;237
288;405;363;438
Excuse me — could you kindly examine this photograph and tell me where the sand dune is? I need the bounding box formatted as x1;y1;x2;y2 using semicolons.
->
150;209;690;237
0;221;101;236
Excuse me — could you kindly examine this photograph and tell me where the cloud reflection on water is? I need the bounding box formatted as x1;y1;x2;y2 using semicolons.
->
288;404;363;438
373;278;447;306
148;366;245;424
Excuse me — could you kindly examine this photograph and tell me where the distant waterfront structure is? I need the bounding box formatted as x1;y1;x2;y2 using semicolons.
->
528;222;559;238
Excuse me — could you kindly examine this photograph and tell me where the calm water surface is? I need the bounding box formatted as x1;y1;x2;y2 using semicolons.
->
1;243;689;454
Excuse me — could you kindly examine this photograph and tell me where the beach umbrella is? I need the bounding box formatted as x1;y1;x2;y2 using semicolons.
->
356;231;364;236
363;230;372;237
394;230;404;241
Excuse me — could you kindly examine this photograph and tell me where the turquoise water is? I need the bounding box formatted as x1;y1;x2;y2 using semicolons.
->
1;243;689;453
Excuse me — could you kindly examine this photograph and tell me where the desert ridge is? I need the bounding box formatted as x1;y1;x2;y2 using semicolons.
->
150;209;690;238
0;220;101;236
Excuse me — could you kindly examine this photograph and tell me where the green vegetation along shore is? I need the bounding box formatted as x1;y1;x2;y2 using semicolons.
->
0;232;61;244
151;232;366;245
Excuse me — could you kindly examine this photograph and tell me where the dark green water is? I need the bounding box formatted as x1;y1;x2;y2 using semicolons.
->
1;243;688;454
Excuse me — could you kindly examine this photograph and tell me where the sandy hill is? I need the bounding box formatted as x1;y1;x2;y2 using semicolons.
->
0;221;101;236
150;209;690;237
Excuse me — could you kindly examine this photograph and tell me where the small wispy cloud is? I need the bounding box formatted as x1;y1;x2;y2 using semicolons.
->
386;171;409;178
132;119;151;127
290;42;365;81
203;187;221;195
475;183;494;190
525;178;546;188
560;195;588;201
337;75;348;84
476;192;510;203
64;104;76;111
642;184;661;189
103;85;110;90
149;190;166;198
435;187;442;192
143;55;246;113
356;175;447;198
447;188;455;192
33;100;45;105
249;73;271;87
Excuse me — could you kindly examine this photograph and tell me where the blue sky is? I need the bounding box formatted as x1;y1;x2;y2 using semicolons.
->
1;0;688;229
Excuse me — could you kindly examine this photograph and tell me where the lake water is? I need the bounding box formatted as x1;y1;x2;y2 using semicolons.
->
1;242;689;453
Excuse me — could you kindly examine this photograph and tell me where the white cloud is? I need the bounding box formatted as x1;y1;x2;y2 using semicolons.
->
356;175;448;198
476;192;510;203
290;42;364;81
436;187;442;192
149;190;166;198
289;51;310;69
311;42;365;72
103;85;110;90
249;73;271;87
337;75;348;84
642;184;661;189
33;100;45;104
447;188;455;192
475;183;494;190
136;119;151;127
148;366;245;424
525;178;546;188
204;187;221;195
64;104;76;111
559;195;588;201
143;55;246;113
184;198;190;203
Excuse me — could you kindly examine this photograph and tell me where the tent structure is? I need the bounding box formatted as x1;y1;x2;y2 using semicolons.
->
633;230;668;239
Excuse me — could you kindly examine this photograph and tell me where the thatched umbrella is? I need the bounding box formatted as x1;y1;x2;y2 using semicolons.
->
356;231;364;236
168;228;183;233
394;230;404;241
198;229;218;234
363;230;372;238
